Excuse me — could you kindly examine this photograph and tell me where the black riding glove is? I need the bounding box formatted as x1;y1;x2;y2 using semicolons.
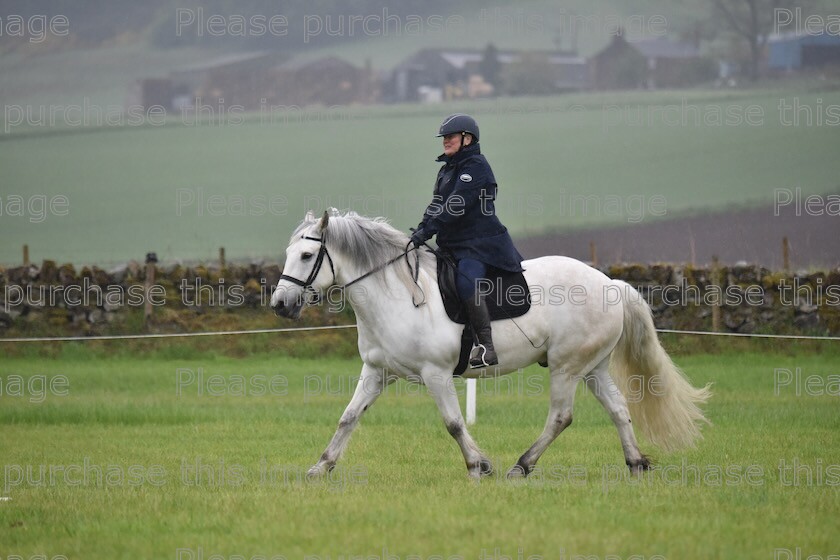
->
410;227;430;248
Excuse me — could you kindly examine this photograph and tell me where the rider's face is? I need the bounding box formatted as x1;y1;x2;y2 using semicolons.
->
442;132;464;156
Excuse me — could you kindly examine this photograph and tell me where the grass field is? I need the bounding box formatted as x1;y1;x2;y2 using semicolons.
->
3;87;840;266
1;340;839;559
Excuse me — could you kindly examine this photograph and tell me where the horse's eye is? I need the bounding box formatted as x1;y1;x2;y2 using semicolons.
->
301;252;313;261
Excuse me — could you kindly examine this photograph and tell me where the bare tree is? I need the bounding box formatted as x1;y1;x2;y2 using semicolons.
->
479;43;502;93
709;0;802;80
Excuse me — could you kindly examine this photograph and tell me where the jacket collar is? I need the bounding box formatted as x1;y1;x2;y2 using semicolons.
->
436;142;481;164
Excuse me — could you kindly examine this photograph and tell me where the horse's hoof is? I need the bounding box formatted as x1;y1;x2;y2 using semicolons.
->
306;465;324;478
506;464;528;479
306;463;333;479
627;456;652;475
479;459;494;477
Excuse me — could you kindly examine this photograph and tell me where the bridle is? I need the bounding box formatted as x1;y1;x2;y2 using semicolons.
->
278;235;336;302
278;234;426;306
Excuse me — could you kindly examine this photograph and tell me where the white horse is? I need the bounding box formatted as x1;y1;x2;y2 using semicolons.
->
271;211;711;479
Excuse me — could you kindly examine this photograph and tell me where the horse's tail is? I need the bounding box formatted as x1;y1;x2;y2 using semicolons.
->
609;280;711;452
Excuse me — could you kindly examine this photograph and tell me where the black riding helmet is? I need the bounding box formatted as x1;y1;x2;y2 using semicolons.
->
436;114;479;142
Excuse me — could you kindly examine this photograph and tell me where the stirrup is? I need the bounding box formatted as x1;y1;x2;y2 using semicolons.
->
469;344;497;368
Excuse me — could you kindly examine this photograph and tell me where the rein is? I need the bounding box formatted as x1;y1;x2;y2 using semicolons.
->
280;235;426;307
282;233;540;346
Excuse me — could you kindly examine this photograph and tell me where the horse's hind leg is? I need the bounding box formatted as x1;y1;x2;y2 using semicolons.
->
584;357;650;474
308;363;391;477
507;367;581;478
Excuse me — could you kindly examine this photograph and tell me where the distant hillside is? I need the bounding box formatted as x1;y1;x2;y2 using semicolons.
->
4;0;837;58
1;0;711;56
0;0;168;44
0;0;454;50
0;0;714;108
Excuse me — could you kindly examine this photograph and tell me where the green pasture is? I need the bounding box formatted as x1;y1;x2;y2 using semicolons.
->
1;341;839;559
2;87;840;266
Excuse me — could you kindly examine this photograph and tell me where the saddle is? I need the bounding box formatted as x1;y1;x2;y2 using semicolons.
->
435;251;531;376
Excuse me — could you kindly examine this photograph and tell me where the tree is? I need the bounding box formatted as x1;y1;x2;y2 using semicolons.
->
708;0;804;80
478;43;502;93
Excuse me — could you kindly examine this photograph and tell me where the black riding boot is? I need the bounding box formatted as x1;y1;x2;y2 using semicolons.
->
465;295;498;368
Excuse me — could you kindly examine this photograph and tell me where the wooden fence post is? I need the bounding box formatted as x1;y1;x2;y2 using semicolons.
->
144;252;158;328
23;244;29;267
711;255;721;332
219;247;226;272
689;234;696;268
590;241;597;268
782;237;790;272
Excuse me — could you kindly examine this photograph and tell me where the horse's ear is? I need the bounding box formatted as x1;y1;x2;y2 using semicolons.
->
318;211;329;232
304;210;315;223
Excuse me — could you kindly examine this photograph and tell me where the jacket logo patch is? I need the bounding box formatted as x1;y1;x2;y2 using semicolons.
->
460;174;472;182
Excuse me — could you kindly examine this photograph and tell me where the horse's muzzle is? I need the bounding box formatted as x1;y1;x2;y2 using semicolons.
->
271;289;303;319
272;298;303;319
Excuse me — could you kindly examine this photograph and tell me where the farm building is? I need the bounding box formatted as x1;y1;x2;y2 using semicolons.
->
590;35;714;90
168;51;286;110
130;52;372;111
387;47;588;102
767;31;840;72
263;56;375;107
126;78;175;112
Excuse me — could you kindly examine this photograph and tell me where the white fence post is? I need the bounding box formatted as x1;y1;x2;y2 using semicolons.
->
466;378;477;425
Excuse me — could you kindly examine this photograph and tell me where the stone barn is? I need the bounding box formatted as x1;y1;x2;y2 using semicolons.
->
264;56;373;107
168;51;287;110
126;78;174;111
591;35;713;90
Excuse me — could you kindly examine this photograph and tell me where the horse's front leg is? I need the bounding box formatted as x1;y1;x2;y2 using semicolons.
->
424;370;493;480
308;363;391;477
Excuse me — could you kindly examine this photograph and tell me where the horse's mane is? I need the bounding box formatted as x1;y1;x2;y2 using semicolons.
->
291;211;437;291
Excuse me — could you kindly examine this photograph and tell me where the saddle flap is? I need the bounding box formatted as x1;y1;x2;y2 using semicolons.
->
436;253;531;325
436;252;466;323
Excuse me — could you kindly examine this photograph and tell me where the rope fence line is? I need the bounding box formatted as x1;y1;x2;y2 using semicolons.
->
0;324;357;343
1;325;839;343
655;329;840;341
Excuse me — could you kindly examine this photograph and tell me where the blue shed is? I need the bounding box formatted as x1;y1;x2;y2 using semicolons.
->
767;32;840;71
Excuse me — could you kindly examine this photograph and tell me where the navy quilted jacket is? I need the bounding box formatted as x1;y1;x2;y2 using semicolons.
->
418;143;523;272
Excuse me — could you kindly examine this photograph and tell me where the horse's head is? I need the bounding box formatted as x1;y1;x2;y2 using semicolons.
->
270;211;335;319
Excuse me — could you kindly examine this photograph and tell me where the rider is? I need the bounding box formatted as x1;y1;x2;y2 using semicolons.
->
410;114;524;368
